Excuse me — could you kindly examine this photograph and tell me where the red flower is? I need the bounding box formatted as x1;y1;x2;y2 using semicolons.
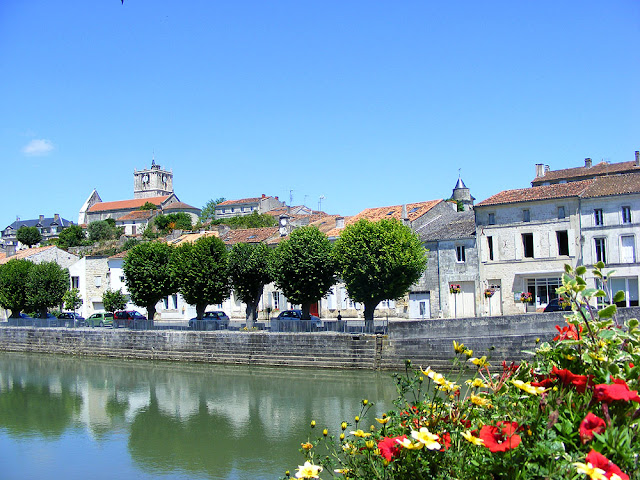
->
553;322;582;341
378;435;405;461
585;449;629;480
439;432;451;451
531;377;556;388
550;366;594;393
479;421;521;452
579;412;606;444
593;378;640;404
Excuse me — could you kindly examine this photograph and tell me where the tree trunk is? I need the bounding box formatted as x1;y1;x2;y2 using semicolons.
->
147;304;156;325
363;300;379;333
245;302;257;328
196;303;206;320
9;309;19;318
301;303;311;320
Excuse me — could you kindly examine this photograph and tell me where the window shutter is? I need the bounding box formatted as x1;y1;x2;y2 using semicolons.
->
532;232;541;258
480;236;488;262
567;229;576;257
514;234;521;260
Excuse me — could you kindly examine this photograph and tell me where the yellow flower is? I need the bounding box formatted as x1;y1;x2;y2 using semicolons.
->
339;433;345;440
573;462;607;480
461;430;484;446
453;340;465;353
301;442;313;450
466;378;488;388
354;416;360;422
350;429;371;438
463;349;473;358
365;440;375;449
334;468;350;475
341;422;348;430
420;366;448;386
470;356;490;368
410;427;441;450
295;461;323;479
362;399;368;405
375;416;390;424
470;394;490;407
512;379;546;395
396;437;422;450
310;420;316;428
370;424;375;431
322;429;328;436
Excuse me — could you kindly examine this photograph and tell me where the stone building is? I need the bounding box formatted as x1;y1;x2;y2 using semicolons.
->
214;194;285;220
68;256;110;318
1;214;74;249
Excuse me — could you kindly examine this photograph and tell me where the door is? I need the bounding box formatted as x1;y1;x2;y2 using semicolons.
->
409;292;430;319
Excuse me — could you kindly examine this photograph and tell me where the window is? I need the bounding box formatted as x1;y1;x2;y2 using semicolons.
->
71;276;80;289
594;237;607;263
487;236;494;261
594;209;604;226
488;213;495;225
527;277;561;307
272;291;280;310
620;235;635;263
622;206;632;224
556;230;569;256
94;276;102;288
120;276;125;283
522;233;534;258
523;209;530;222
455;245;466;263
558;206;565;219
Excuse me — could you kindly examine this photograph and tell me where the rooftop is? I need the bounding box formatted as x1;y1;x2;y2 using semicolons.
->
88;196;170;212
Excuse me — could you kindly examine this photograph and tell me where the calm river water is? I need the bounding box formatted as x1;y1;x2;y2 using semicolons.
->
0;352;398;480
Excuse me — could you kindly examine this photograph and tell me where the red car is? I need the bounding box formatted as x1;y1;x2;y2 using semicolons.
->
113;310;148;328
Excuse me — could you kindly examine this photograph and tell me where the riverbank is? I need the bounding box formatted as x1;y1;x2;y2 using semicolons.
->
2;308;638;370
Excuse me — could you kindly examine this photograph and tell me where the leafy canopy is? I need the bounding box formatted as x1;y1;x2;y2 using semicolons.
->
56;225;86;249
26;262;69;317
333;218;427;309
102;288;128;312
211;211;277;229
199;197;226;221
0;259;34;317
122;241;177;320
16;226;42;247
62;288;83;311
170;236;230;319
154;212;192;233
87;220;120;242
228;242;274;324
139;201;158;211
273;226;336;310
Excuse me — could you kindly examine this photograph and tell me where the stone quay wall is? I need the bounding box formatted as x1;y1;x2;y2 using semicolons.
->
1;308;638;371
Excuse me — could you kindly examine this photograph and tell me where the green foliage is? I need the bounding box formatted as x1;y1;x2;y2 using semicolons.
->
199;197;226;221
333;218;427;321
102;289;128;313
62;288;82;311
228;242;274;325
122;242;177;320
210;211;277;229
87;220;120;242
16;226;42;247
139;202;158;211
284;264;640;480
121;237;141;251
273;226;336;318
0;259;34;317
154;213;192;233
142;227;160;239
170;236;230;319
25;262;69;317
56;225;87;249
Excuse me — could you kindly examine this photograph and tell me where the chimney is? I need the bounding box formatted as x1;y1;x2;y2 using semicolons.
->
39;215;44;224
53;213;60;223
279;214;289;236
585;158;592;168
544;165;550;173
401;204;409;226
261;194;266;198
635;151;639;167
535;164;545;178
6;244;16;257
336;216;345;229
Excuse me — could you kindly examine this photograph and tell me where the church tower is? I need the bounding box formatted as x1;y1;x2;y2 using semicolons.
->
451;176;475;210
133;159;174;199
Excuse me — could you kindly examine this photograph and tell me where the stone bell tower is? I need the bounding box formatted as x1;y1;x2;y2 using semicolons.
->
451;175;475;210
133;159;174;199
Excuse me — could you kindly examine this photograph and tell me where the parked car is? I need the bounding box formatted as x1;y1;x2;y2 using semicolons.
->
543;297;572;312
30;312;59;326
58;312;85;326
85;312;114;328
273;309;323;331
113;310;148;328
189;311;230;330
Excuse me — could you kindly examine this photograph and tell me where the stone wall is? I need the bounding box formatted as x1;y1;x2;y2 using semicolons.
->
1;308;638;371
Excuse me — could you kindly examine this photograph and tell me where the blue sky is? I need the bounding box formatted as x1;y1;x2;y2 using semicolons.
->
1;1;638;226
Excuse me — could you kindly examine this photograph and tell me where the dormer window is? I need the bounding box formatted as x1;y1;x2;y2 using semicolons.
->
409;207;419;213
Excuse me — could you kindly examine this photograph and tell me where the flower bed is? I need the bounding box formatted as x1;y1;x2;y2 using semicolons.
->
284;263;639;479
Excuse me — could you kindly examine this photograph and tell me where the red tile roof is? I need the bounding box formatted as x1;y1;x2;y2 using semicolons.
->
0;245;56;265
476;180;594;207
217;197;263;206
116;210;156;222
220;227;280;245
533;160;640;185
163;201;199;211
88;196;170;212
582;172;640;198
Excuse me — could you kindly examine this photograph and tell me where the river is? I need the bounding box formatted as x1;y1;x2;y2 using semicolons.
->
0;352;399;480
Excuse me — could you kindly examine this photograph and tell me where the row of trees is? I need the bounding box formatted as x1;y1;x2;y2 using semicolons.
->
122;218;427;327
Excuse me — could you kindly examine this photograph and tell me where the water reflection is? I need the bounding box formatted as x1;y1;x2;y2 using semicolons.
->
0;353;398;479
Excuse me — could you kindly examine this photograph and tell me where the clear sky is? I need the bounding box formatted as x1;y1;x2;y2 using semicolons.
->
1;1;638;226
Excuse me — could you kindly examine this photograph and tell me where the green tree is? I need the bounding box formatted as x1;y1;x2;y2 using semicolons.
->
102;289;128;312
273;226;336;320
228;243;274;326
154;213;192;233
0;259;34;317
218;211;277;229
199;197;226;222
333;218;427;328
56;225;86;249
25;262;69;319
62;288;83;312
16;226;42;248
170;236;230;320
139;202;158;211
122;242;177;321
87;220;119;242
